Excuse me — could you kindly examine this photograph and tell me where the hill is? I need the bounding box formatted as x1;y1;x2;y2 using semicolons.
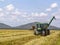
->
0;22;60;29
14;22;60;30
48;26;60;30
0;23;11;28
14;22;37;29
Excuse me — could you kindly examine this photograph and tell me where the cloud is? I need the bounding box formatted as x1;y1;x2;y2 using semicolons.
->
0;8;3;11
0;3;50;26
22;15;27;17
55;16;60;19
32;12;47;17
46;8;52;12
14;10;21;15
0;13;4;17
53;15;60;19
0;4;19;22
0;10;4;19
52;9;60;19
11;9;21;15
32;12;39;16
39;12;47;17
11;16;17;20
5;4;15;11
46;3;58;12
50;3;58;8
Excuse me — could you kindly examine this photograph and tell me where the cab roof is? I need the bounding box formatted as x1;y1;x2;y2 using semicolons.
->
36;22;48;24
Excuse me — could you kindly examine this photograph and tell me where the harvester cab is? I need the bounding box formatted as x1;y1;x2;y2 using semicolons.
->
34;16;56;36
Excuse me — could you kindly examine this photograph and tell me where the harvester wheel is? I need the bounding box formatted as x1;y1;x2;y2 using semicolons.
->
34;31;36;35
46;29;50;35
41;30;46;36
34;29;39;35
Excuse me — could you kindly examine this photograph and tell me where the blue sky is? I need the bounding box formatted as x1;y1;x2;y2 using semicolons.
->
0;0;60;27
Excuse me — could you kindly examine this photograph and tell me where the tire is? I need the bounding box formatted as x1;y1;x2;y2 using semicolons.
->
41;30;46;36
34;29;39;35
46;29;50;35
34;31;36;35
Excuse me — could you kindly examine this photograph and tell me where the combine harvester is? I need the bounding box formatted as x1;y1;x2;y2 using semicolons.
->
33;16;56;36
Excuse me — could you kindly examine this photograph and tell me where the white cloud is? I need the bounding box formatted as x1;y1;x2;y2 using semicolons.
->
14;10;20;15
39;12;47;17
0;12;4;17
0;8;3;11
32;12;47;17
46;3;58;12
6;4;15;11
11;15;17;19
11;9;28;18
32;12;39;17
23;12;27;15
52;9;60;19
22;15;28;17
0;3;51;26
50;3;58;8
2;4;29;22
12;9;21;15
55;16;60;19
46;8;52;12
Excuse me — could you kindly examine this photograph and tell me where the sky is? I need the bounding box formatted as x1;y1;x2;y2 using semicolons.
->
0;0;60;27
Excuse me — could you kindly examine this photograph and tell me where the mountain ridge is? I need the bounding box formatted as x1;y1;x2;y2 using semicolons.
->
14;22;60;30
0;22;60;30
0;23;11;28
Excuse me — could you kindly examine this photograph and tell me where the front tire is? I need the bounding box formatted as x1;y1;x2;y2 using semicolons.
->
46;29;50;35
41;30;46;36
34;29;39;35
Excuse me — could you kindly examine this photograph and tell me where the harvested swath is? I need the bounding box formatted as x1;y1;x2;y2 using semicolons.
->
0;29;60;45
0;30;41;45
0;30;34;42
0;35;41;45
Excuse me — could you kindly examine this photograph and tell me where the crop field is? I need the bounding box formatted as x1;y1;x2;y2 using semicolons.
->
0;29;60;45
